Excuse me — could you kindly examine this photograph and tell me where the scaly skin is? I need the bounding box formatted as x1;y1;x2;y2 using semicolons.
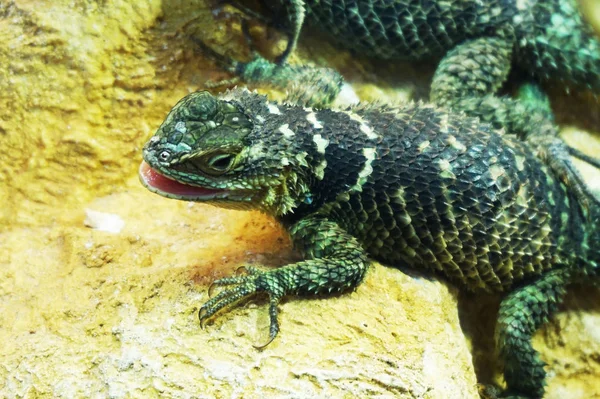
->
211;0;600;138
271;0;600;88
140;89;599;398
204;0;600;252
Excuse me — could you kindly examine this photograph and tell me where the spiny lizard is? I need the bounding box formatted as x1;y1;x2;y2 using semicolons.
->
140;88;600;398
204;0;600;139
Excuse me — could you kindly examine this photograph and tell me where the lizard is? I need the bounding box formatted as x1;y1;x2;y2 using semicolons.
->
201;0;600;141
139;87;600;398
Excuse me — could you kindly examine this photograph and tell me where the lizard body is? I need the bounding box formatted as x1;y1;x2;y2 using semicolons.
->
140;89;600;398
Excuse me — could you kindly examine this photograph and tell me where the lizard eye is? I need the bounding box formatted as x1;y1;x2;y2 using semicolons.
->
203;153;236;175
159;150;171;162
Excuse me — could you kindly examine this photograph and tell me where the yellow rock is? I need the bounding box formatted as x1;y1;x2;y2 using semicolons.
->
0;1;598;398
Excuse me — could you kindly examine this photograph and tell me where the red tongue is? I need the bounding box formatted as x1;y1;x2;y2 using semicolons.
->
139;161;222;197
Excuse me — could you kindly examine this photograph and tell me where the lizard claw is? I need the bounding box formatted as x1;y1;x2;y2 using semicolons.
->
199;267;284;347
198;307;208;329
252;297;280;349
235;265;249;275
207;281;218;299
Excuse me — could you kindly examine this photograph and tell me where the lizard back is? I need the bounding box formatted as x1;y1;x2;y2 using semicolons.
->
274;101;594;292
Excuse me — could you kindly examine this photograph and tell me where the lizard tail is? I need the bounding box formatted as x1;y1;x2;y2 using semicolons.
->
516;0;600;93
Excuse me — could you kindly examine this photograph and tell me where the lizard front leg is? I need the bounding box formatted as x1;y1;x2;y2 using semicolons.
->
200;215;369;346
194;35;343;108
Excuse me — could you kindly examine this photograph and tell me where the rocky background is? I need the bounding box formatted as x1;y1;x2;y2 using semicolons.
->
0;1;599;398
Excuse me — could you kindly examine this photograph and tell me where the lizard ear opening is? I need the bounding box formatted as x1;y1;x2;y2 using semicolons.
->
206;153;236;173
187;151;238;176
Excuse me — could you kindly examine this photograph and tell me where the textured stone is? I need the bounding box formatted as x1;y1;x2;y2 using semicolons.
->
0;0;598;398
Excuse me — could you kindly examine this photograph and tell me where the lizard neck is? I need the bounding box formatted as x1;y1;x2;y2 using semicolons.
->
254;103;386;222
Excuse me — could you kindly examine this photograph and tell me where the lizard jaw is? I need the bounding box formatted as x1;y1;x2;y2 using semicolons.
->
139;161;231;201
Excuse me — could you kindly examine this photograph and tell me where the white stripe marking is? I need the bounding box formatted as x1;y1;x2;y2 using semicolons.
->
349;112;378;139
314;159;327;180
278;124;295;138
306;111;323;129
312;134;329;154
267;103;281;115
359;123;377;139
350;148;377;192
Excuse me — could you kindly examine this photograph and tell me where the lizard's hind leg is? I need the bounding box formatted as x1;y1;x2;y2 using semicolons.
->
518;83;600;208
431;36;557;141
514;82;600;207
516;82;600;171
432;39;600;209
495;268;572;399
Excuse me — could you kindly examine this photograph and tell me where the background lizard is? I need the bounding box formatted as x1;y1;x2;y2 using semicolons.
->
139;88;599;398
204;0;600;140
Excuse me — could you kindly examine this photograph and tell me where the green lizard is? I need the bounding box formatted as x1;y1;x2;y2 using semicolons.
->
204;0;600;139
139;87;600;398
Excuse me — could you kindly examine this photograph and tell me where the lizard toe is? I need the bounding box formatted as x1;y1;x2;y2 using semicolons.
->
199;267;285;347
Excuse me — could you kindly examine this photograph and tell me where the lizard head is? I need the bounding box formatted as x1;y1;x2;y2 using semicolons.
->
140;89;311;215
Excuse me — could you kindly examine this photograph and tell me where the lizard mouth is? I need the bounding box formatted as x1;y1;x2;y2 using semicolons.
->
139;161;230;201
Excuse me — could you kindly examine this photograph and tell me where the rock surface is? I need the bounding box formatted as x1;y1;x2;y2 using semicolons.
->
0;1;598;398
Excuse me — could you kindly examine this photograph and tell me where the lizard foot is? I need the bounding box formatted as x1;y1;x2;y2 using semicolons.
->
199;266;283;348
191;32;343;108
190;19;261;89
